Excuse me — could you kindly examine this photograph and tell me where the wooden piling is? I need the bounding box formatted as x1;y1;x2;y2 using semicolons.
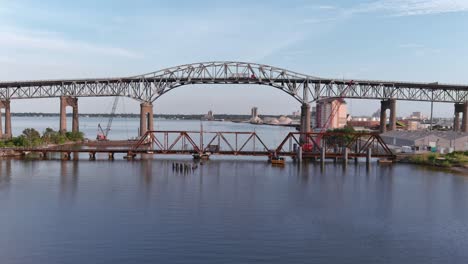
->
342;147;348;167
320;147;325;169
366;148;372;169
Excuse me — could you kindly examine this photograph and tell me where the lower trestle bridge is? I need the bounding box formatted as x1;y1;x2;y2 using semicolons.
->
10;131;395;164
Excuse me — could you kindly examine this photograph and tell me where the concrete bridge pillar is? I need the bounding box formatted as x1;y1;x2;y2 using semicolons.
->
0;100;12;139
380;100;388;134
140;102;154;137
462;102;468;133
453;103;464;131
0;107;2;138
380;99;397;133
60;97;79;134
299;103;311;144
389;99;397;131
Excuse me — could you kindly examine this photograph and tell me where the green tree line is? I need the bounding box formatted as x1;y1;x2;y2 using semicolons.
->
0;128;84;148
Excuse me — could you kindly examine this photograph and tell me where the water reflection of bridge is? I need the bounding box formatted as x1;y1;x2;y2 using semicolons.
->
12;131;394;163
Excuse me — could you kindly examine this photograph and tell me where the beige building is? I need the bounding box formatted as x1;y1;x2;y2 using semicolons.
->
315;99;347;129
381;131;468;151
407;121;420;131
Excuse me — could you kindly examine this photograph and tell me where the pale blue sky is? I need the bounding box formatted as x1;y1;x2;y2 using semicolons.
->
1;0;467;117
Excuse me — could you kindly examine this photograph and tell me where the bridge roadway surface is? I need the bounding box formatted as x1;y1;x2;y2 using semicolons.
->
0;61;467;103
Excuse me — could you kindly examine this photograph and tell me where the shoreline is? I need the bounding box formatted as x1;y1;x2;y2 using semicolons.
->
397;158;468;175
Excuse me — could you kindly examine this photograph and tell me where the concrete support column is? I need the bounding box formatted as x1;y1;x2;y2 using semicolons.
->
72;100;79;133
60;97;68;133
380;99;396;133
5;101;11;138
456;103;466;132
0;107;3;138
140;102;154;137
462;102;468;133
0;100;12;139
300;103;311;143
454;111;461;131
380;100;388;134
60;96;79;134
389;99;397;131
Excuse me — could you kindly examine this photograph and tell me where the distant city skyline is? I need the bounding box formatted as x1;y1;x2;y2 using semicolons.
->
1;0;467;117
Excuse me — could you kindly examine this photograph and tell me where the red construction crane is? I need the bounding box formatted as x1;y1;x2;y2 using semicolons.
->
97;97;119;141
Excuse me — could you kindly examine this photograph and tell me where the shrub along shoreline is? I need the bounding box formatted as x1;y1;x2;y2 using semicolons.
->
0;128;84;148
406;152;468;169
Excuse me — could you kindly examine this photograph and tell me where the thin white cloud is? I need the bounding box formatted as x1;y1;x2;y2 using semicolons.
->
399;43;425;48
0;27;141;59
356;0;468;16
301;17;340;24
318;5;336;9
309;5;337;10
397;43;442;56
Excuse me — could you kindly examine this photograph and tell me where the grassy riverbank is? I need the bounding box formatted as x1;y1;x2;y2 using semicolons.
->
407;152;468;168
0;128;84;148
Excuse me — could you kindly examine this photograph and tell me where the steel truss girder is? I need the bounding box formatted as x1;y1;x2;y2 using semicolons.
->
1;61;467;103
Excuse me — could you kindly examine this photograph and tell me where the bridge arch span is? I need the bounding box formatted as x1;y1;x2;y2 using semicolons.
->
133;61;321;104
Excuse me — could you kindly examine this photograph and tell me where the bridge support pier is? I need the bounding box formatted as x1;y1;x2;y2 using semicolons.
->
140;102;154;137
454;103;463;131
455;102;468;132
462;102;468;133
380;99;397;133
299;103;311;144
0;100;12;139
60;96;79;134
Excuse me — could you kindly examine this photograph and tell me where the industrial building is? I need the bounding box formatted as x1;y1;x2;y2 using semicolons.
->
313;99;348;130
202;110;214;121
381;131;468;151
249;107;262;124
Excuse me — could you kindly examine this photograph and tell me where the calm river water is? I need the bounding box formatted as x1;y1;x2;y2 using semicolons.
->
1;117;468;263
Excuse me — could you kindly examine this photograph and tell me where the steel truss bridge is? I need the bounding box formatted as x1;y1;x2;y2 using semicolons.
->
12;131;395;160
131;130;394;158
1;61;467;103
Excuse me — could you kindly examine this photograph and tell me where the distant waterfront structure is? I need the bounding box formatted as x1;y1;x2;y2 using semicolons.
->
203;110;214;121
264;116;293;125
408;111;425;120
315;99;348;129
249;107;262;124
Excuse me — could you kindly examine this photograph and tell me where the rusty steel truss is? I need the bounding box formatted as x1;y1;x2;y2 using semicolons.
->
131;130;395;158
276;132;394;157
1;61;467;103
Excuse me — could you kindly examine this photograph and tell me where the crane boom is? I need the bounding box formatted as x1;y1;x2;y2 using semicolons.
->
104;97;119;137
96;97;119;141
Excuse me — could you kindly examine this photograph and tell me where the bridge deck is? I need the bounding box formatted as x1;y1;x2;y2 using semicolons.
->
13;148;393;159
6;131;396;160
1;61;467;103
